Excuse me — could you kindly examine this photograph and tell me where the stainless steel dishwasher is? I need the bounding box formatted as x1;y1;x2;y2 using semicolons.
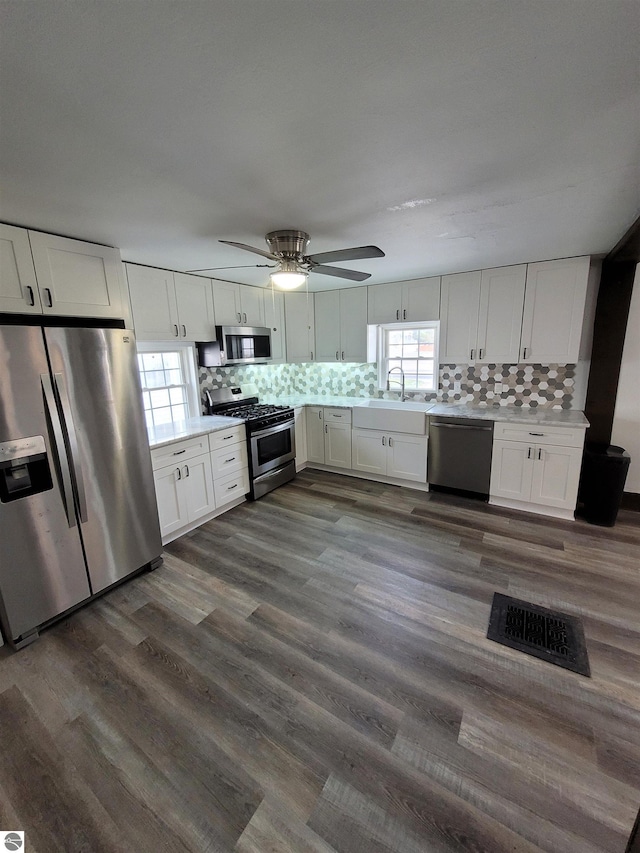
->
428;416;494;496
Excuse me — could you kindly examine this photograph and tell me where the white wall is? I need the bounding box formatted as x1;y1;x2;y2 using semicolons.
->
611;263;640;493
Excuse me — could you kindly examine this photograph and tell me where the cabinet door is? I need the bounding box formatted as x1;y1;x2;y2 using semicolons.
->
367;282;402;324
387;432;427;482
440;271;482;363
239;284;265;326
0;224;42;313
306;406;325;463
490;439;534;501
402;277;440;321
476;266;526;363
324;422;352;469
351;428;387;475
263;288;287;362
520;257;590;363
340;287;368;362
126;264;179;341
294;407;308;466
183;454;216;521
173;273;215;341
315;290;341;362
153;465;189;538
530;444;582;510
284;292;315;362
29;231;124;318
212;280;241;325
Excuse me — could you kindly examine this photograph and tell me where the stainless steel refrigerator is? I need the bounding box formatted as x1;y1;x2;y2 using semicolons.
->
0;323;162;647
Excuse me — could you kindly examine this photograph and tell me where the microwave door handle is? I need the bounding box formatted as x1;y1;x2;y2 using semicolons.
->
41;373;77;527
53;372;88;524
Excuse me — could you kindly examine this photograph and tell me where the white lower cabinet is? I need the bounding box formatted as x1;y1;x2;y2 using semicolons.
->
324;421;351;469
306;406;325;463
490;422;585;517
306;407;352;468
153;453;215;538
294;407;308;468
352;429;427;483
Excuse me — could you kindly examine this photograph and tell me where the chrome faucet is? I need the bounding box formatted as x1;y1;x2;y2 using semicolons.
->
387;366;407;401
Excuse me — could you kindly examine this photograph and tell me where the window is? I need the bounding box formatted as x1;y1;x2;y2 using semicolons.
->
136;344;198;429
378;322;439;393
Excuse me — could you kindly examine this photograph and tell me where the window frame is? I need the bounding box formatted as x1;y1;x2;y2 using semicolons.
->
376;321;440;394
136;341;200;428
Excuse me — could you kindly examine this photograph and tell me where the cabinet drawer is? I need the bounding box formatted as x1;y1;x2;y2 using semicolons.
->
208;424;246;451
324;407;352;424
493;422;586;448
151;434;211;470
211;442;248;477
214;468;249;506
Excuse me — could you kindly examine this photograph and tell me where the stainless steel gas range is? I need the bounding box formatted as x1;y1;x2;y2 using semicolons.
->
204;387;296;499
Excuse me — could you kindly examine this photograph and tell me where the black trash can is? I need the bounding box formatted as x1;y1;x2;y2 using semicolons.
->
578;443;631;526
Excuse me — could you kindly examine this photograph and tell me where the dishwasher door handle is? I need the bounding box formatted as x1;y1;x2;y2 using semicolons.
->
430;423;493;431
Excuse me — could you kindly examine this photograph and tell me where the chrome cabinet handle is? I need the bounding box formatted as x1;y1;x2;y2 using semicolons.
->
184;464;189;477
41;373;76;528
44;287;53;307
382;436;386;446
182;324;187;337
176;467;182;480
54;372;88;524
173;324;179;337
26;285;35;306
396;309;400;320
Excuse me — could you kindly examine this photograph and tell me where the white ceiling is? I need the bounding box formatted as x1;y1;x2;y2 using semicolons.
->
1;1;639;290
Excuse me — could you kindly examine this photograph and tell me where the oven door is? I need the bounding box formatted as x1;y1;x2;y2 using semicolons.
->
250;420;296;477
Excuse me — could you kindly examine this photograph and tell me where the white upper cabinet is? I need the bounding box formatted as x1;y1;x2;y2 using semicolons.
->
520;257;592;363
212;281;265;326
476;265;526;363
263;288;287;362
28;231;124;319
315;287;367;362
173;272;215;341
367;277;440;324
0;223;41;314
441;266;526;364
127;265;215;342
284;292;315;362
440;271;482;363
126;265;180;341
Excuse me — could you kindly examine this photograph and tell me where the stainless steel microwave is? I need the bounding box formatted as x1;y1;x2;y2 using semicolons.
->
213;325;272;365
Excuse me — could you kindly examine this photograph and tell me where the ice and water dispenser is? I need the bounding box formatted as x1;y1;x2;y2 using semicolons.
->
0;436;53;503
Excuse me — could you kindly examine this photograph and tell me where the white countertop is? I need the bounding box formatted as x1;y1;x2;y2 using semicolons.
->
147;415;245;449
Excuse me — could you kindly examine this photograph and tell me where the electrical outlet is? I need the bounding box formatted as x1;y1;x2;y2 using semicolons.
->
494;382;503;394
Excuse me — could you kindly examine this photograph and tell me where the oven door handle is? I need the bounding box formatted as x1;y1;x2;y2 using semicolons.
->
251;419;295;440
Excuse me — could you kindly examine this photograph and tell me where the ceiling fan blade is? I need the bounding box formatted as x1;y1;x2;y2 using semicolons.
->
185;264;275;273
306;245;385;265
311;264;371;282
219;239;279;260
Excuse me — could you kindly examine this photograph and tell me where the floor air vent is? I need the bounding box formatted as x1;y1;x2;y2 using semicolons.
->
487;593;590;676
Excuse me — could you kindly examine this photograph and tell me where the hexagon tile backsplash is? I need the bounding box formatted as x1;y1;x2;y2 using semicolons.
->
199;362;576;410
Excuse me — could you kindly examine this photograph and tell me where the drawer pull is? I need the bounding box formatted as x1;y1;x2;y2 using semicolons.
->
173;449;186;455
529;432;544;436
225;456;236;463
222;435;234;440
333;414;343;418
227;483;238;491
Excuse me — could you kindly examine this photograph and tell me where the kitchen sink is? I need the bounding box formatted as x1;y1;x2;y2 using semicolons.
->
352;400;434;434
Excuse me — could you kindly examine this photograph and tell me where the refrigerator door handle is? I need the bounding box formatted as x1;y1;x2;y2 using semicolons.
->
40;373;77;528
53;372;89;524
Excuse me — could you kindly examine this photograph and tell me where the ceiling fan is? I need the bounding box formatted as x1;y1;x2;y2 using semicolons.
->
187;229;385;289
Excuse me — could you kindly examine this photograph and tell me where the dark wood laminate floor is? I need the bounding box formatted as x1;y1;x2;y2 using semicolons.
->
1;469;639;852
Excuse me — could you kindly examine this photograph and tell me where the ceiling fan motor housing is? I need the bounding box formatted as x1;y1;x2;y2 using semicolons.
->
265;229;310;260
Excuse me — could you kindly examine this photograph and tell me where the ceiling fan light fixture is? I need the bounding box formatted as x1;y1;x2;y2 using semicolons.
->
270;261;307;290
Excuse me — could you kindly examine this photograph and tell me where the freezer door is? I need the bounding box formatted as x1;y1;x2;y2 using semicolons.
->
0;325;91;642
44;327;161;592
